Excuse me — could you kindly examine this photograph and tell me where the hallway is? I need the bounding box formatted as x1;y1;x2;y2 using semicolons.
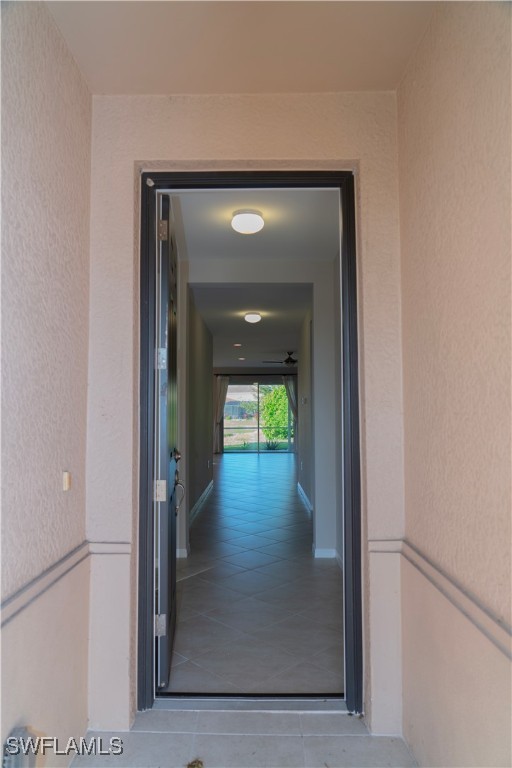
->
163;454;344;695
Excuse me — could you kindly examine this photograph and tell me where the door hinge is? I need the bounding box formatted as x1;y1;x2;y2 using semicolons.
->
156;347;167;370
154;479;167;502
158;220;168;241
155;613;167;637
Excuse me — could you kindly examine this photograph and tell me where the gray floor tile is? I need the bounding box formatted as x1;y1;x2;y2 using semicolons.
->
300;713;367;735
222;550;283;569
255;543;311;559
303;735;417;767
177;583;246;614
171;651;188;668
229;534;280;549
173;614;248;658
205;597;295;633
164;660;241;693
216;569;282;595
255;585;325;614
192;541;249;557
200;561;248;579
197;711;301;735
257;660;343;694
71;731;193;767
254;560;307;579
311;644;345;674
192;637;303;689
229;522;278;535
132;710;199;733
191;733;306;767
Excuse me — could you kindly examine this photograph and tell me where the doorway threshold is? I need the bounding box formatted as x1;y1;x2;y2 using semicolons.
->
153;697;348;712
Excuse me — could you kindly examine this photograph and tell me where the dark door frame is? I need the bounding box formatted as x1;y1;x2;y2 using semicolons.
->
138;170;363;713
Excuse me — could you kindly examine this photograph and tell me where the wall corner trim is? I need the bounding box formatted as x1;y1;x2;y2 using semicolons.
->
1;540;132;627
367;538;512;659
401;539;511;660
88;541;132;555
368;538;403;554
1;541;89;627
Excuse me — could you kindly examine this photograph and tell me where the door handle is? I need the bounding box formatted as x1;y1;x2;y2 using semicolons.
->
172;448;181;462
174;482;185;517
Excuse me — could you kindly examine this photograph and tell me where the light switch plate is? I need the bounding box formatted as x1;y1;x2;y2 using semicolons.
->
62;471;71;492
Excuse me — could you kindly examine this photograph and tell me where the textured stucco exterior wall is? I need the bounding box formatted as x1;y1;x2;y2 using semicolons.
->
398;1;511;626
1;558;90;753
398;3;511;764
1;2;92;598
88;91;403;726
1;2;91;751
402;558;511;767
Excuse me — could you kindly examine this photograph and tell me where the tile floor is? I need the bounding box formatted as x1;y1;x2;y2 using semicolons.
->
72;710;417;767
164;453;344;695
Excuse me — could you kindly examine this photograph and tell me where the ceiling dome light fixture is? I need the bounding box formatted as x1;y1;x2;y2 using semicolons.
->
231;210;264;235
244;312;262;324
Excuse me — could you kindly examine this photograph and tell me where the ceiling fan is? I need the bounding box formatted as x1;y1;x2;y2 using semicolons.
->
261;351;298;366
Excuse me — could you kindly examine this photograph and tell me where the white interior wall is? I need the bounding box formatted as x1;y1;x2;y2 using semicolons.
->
186;290;214;524
1;2;92;748
297;310;314;510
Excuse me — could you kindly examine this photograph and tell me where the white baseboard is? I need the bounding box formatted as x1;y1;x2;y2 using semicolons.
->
313;547;337;558
176;548;190;559
297;482;313;512
189;480;213;526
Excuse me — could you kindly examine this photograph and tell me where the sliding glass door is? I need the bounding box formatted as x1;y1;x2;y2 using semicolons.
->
223;382;295;452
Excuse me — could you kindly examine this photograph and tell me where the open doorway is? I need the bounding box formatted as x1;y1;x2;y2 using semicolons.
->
138;171;362;711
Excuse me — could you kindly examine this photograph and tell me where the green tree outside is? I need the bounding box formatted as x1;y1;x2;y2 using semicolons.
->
260;386;291;440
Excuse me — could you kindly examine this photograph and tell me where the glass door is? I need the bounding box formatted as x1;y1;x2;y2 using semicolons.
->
223;382;294;452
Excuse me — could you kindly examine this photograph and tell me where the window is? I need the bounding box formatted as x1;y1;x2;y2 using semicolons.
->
223;382;294;452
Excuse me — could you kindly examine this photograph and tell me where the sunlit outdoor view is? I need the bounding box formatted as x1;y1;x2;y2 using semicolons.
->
223;383;295;452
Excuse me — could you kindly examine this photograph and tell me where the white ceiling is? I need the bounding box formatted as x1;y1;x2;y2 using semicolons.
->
47;1;435;95
175;187;336;369
190;282;312;370
172;188;340;262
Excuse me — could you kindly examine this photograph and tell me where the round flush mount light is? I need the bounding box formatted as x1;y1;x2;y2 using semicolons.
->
231;210;264;235
233;343;242;348
244;312;262;324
